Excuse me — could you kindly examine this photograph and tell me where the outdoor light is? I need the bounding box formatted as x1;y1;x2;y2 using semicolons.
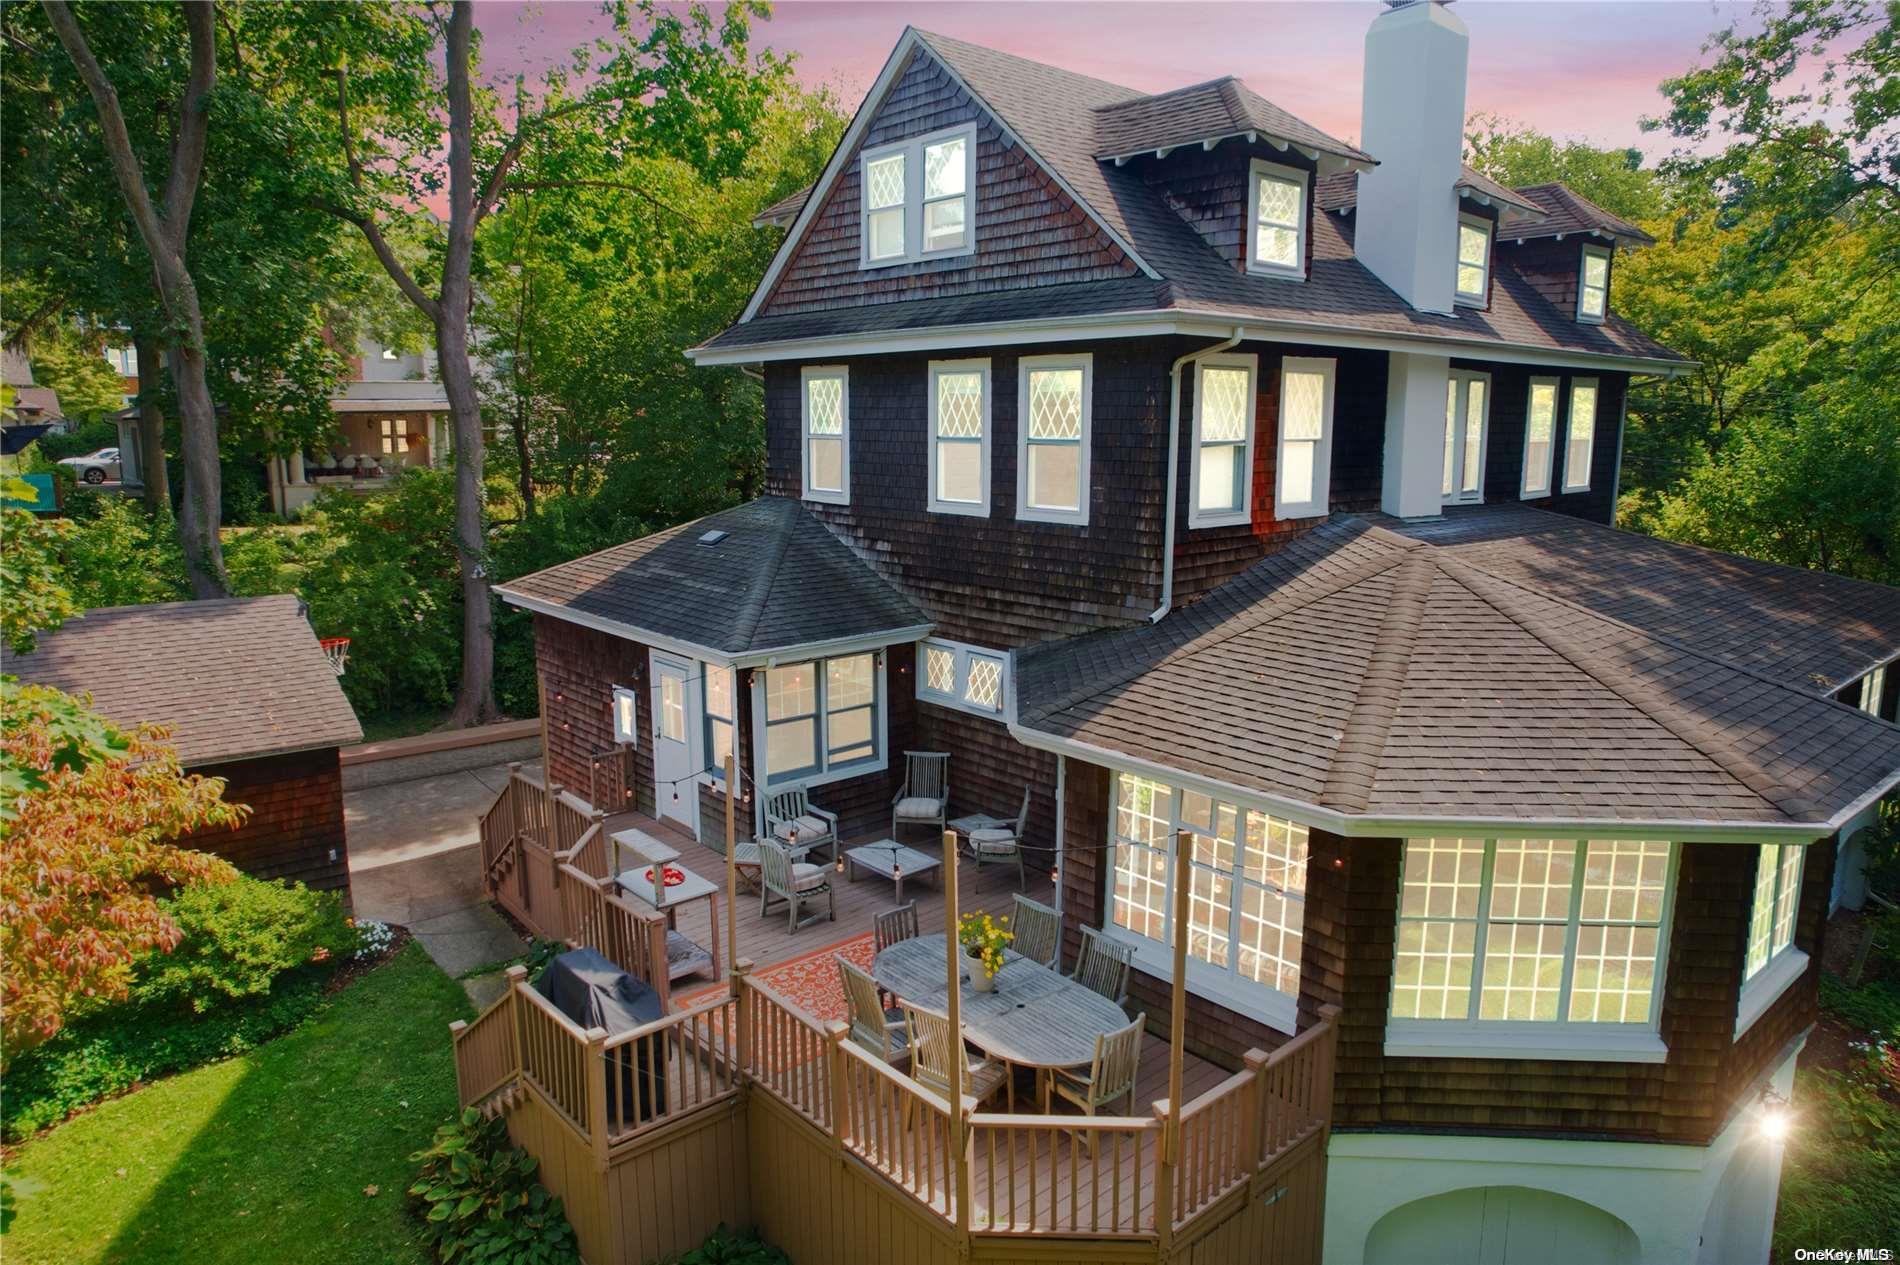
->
1757;1088;1793;1142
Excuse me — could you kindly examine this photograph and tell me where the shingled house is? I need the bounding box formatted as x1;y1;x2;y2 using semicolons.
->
495;4;1900;1260
5;595;362;895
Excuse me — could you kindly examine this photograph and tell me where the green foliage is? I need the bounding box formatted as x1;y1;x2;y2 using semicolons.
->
56;494;189;608
1822;974;1900;1040
1774;1067;1900;1258
131;875;359;1014
0;497;80;652
409;1107;580;1265
1;966;329;1140
668;1225;790;1265
26;329;128;423
35;417;121;462
0;677;129;812
1465;112;1668;221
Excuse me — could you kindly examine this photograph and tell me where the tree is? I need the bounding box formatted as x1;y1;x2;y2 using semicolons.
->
42;0;228;596
0;493;80;656
23;327;127;423
1465;112;1668;222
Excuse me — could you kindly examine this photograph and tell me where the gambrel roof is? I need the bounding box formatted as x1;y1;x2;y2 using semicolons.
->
1015;512;1900;835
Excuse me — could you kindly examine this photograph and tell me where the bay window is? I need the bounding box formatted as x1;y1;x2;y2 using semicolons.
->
1107;773;1309;1028
702;665;734;778
1519;377;1560;497
1017;354;1091;525
1738;842;1807;1037
859;124;976;268
1274;356;1335;520
1578;244;1611;322
917;638;1007;717
1564;377;1598;493
1189;354;1257;527
1247;159;1308;280
929;359;990;515
1442;369;1489;505
801;366;849;505
1388;837;1676;1060
1455;214;1492;305
763;652;882;783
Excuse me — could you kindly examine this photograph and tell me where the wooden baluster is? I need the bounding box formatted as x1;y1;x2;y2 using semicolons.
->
826;1021;850;1158
585;1026;609;1167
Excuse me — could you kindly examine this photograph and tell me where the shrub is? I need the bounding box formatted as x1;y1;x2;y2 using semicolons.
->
409;1107;580;1264
670;1225;790;1265
132;875;360;1013
1822;974;1900;1041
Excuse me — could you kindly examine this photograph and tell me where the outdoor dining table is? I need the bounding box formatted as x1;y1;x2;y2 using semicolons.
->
871;933;1128;1073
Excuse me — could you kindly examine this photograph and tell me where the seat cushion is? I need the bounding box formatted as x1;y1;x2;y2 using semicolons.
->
789;862;829;892
773;813;832;843
969;827;1018;854
895;796;944;818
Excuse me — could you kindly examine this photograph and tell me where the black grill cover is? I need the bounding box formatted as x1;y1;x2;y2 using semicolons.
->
534;947;665;1124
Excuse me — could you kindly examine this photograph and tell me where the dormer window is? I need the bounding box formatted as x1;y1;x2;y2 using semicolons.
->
1455;214;1491;306
1578;244;1611;322
1247;160;1309;280
859;124;977;269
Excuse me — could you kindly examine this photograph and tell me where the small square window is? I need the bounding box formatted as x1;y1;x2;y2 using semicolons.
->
611;686;639;746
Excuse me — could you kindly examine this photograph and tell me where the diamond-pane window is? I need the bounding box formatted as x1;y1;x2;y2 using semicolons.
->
865;154;905;209
802;370;848;502
1020;360;1088;520
1027;369;1082;438
1456;218;1490;300
918;638;1008;716
924;645;955;695
931;364;988;511
1193;361;1254;520
1250;165;1305;274
936;372;983;437
806;377;842;434
1275;360;1332;516
924;137;965;198
964;655;1002;711
862;127;973;265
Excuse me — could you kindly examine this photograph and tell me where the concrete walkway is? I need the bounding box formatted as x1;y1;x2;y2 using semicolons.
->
347;760;534;1006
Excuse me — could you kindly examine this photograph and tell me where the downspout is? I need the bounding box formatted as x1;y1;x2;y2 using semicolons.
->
1153;328;1245;622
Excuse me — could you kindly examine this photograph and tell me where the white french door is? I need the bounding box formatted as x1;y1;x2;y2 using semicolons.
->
648;651;697;831
1442;370;1491;505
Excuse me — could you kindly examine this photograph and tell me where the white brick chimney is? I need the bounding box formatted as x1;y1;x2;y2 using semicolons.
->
1355;0;1468;316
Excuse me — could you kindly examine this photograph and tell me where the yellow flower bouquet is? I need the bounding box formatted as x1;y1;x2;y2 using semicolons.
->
957;912;1012;991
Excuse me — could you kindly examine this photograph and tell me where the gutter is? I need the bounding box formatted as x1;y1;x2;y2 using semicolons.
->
1154;328;1244;622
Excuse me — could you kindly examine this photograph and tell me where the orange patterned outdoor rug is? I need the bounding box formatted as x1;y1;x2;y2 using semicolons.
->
673;931;874;1024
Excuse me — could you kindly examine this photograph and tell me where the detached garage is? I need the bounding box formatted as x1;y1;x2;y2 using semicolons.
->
5;594;363;895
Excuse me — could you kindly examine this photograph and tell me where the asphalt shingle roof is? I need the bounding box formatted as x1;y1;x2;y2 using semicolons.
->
1;594;362;766
1318;172;1654;245
1016;514;1900;830
1091;76;1373;166
495;498;931;659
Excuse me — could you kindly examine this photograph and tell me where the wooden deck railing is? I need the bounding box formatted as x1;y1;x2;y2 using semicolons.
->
514;968;600;1139
968;1111;1156;1236
600;991;740;1145
450;986;520;1107
556;862;672;1012
740;972;834;1130
478;765;610;943
831;1025;958;1217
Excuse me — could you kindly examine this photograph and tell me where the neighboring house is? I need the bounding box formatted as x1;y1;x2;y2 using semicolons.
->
3;595;363;896
495;4;1900;1262
1;343;67;434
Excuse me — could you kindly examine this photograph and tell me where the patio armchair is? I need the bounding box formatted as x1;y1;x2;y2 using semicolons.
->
905;1006;1009;1111
839;958;908;1068
1008;893;1061;969
1045;1013;1145;1147
873;902;920;956
764;786;838;864
967;786;1031;891
758;839;835;933
1071;926;1134;1010
891;751;950;842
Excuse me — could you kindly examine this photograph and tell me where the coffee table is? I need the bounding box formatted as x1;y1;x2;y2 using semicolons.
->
844;839;943;905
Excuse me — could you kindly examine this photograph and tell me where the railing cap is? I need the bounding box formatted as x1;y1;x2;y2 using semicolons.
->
505;964;529;981
1243;1048;1270;1070
1319;1002;1343;1020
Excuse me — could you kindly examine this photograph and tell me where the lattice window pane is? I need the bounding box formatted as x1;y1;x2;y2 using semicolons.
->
1400;838;1485;919
935;372;984;437
1243;812;1308;894
1200;367;1250;441
1479;922;1567;1020
1392;919;1476;1020
1283;371;1325;440
1490;840;1575;921
1026;369;1083;439
924;644;956;695
1239;885;1302;994
964;655;1002;711
1569;924;1659;1023
805;377;843;434
1745;843;1778;978
1256;175;1300;229
1579;840;1670;923
1114;841;1168;940
1187;863;1232;969
865;153;906;209
923;137;965;199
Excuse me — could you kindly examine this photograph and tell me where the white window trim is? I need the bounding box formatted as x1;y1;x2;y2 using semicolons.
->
915;637;1009;719
701;663;735;783
1245;159;1310;281
1855;663;1887;716
1442;369;1492;506
1454;213;1493;307
858;123;978;271
610;686;640;747
759;651;890;791
1519;375;1562;499
1187;352;1259;529
927;358;992;517
1563;376;1599;493
1385;838;1681;1061
800;365;850;506
1015;352;1093;526
1272;355;1335;521
1735;945;1809;1040
1577;243;1612;324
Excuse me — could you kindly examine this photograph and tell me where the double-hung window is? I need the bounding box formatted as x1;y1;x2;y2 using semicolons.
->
1520;377;1561;498
1858;665;1889;716
1388;838;1675;1060
1563;377;1598;492
1737;842;1807;1035
1106;773;1309;1030
379;418;410;455
1578;245;1611;322
801;366;849;505
1274;356;1335;520
859;124;976;268
1247;159;1308;280
1017;354;1091;525
917;638;1007;717
1441;370;1490;504
1189;354;1257;528
1455;214;1492;305
928;359;990;515
763;652;883;783
702;665;734;778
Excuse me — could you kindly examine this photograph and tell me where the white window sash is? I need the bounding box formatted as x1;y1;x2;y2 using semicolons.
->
1015;352;1093;526
1246;158;1309;281
1577;244;1612;323
762;652;887;786
915;637;1008;718
1520;376;1561;499
1454;213;1492;305
927;358;992;516
1188;352;1259;529
1273;356;1335;520
1441;370;1491;505
1564;376;1599;492
611;686;640;746
859;123;977;270
800;365;849;506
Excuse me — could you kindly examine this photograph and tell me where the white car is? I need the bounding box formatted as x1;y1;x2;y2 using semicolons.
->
59;447;121;484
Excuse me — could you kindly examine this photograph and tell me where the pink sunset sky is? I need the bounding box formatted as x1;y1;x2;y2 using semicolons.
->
473;0;1750;158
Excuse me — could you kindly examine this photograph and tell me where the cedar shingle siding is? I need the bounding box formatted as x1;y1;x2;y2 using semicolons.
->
189;749;349;894
537;614;655;817
760;49;1135;318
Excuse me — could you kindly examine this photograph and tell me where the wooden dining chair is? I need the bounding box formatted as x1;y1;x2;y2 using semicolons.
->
839;958;908;1068
1045;1013;1146;1150
873;902;920;955
1071;926;1134;1010
1008;893;1061;969
905;1006;1009;1111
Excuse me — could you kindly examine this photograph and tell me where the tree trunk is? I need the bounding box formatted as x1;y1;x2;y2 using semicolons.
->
169;335;225;596
512;383;535;517
130;328;169;513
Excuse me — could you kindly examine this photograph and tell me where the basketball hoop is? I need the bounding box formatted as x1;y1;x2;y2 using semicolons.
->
319;637;351;676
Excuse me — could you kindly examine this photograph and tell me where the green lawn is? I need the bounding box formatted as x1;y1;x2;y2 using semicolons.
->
3;942;471;1265
1773;1065;1900;1261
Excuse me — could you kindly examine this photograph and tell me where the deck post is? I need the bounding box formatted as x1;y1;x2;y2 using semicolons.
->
504;965;528;1082
1161;828;1193;1248
724;753;739;980
1153;1097;1175;1248
943;829;972;1244
825;1020;851;1156
732;958;755;1080
1316;1003;1342;1133
584;1025;610;1170
1241;1047;1269;1174
448;1019;470;1104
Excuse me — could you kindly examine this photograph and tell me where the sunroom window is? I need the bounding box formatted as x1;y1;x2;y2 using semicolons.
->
929;359;990;515
859;125;976;268
1247;160;1308;279
1520;377;1560;497
801;367;848;505
1017;355;1091;525
763;652;882;782
1441;370;1489;504
1390;838;1674;1040
1564;377;1598;493
1455;214;1492;305
1107;773;1309;1028
917;638;1007;717
1856;664;1886;716
1578;245;1611;322
1745;844;1804;981
1189;354;1257;527
702;665;734;777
